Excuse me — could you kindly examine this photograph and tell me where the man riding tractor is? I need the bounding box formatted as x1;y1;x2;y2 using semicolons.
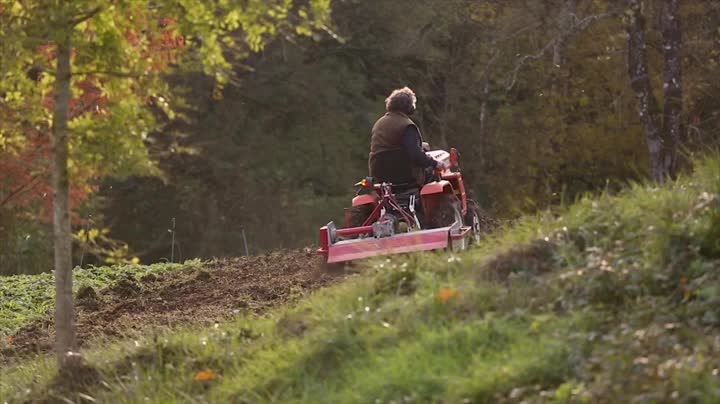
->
368;86;448;188
360;87;451;229
317;87;486;264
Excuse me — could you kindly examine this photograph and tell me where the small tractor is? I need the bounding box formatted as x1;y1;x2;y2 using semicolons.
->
317;147;484;265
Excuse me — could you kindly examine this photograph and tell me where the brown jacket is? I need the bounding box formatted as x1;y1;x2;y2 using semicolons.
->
368;112;425;186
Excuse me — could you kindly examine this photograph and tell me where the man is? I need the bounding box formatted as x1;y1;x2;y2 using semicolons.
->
368;87;447;187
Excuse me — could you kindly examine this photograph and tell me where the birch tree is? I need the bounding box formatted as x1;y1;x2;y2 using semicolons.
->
626;0;682;181
661;0;682;176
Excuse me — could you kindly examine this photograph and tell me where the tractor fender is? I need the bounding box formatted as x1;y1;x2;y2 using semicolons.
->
352;193;378;207
420;180;454;196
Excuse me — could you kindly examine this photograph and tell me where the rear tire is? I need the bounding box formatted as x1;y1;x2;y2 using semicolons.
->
429;194;463;229
465;199;483;245
349;204;374;228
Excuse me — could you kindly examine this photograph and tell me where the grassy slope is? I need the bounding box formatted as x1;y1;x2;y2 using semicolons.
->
2;157;720;403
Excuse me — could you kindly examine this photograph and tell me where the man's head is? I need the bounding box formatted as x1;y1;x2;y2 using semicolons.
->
385;87;417;115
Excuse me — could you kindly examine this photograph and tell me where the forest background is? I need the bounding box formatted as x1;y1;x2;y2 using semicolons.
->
1;0;718;275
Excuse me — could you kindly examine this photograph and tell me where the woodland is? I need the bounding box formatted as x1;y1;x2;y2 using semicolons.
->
2;1;718;274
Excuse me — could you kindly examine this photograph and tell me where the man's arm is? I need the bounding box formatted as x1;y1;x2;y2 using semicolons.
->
402;126;437;168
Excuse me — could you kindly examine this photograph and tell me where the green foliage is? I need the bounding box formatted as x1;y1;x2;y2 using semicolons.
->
73;227;140;265
0;0;331;179
0;0;332;274
0;260;200;336
3;155;720;402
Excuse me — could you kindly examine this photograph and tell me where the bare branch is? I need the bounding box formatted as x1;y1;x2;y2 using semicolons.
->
505;38;558;91
0;174;42;208
496;23;544;45
505;11;618;90
480;49;499;82
70;70;142;78
70;7;102;26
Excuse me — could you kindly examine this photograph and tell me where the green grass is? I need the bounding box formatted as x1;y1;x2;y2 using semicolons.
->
2;156;720;403
0;260;201;337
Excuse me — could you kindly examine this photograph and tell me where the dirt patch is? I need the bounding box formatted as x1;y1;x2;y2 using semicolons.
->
76;285;100;311
2;250;349;363
109;276;143;298
76;285;97;301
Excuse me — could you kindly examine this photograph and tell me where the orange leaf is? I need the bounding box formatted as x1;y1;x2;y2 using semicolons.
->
435;288;458;303
193;369;218;382
6;335;13;345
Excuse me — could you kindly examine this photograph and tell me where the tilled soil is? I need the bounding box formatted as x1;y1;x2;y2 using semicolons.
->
2;250;349;362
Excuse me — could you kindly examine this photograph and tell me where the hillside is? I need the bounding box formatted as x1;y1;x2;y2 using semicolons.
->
2;156;719;403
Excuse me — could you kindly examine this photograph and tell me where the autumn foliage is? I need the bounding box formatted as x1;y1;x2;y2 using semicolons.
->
0;17;184;248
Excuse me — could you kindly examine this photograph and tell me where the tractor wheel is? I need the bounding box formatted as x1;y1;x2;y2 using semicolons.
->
429;194;463;229
465;199;483;245
349;204;374;228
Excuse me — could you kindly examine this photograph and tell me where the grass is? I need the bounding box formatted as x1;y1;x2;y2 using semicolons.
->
2;155;720;403
0;260;201;337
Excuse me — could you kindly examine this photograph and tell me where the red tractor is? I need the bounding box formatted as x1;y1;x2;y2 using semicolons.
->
318;147;484;264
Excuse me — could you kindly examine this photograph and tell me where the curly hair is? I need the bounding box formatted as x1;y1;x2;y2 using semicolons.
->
385;87;417;115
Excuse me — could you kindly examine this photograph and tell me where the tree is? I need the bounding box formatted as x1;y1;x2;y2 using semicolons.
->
661;0;682;176
626;0;682;181
627;0;663;181
51;21;74;368
0;0;330;369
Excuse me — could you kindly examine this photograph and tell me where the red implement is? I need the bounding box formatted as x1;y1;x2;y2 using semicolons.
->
327;227;450;263
318;223;471;264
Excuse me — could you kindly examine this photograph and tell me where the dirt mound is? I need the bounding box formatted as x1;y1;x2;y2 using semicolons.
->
2;250;348;362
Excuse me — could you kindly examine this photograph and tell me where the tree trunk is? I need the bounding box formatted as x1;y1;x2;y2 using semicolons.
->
661;0;681;178
51;33;76;368
626;0;665;182
438;77;450;150
553;0;578;67
479;80;489;144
